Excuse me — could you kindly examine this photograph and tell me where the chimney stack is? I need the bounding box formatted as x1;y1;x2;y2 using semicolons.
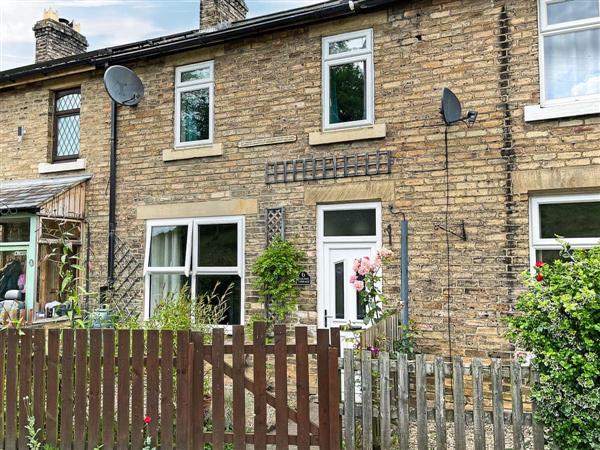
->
33;9;88;63
200;0;248;31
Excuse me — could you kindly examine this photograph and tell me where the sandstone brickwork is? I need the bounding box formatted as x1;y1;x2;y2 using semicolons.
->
2;0;599;358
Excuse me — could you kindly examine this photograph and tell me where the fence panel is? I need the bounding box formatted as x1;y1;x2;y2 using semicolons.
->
339;351;547;450
0;324;342;449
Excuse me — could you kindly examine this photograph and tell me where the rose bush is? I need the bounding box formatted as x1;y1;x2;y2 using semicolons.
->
349;247;393;326
506;245;600;449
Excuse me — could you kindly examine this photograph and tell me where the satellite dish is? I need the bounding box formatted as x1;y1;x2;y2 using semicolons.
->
441;88;462;125
103;65;144;106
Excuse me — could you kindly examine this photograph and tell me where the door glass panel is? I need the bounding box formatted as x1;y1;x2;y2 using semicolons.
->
329;61;366;124
195;274;241;325
539;201;600;238
357;291;366;320
0;250;27;307
197;223;238;267
0;218;30;243
149;225;188;267
547;0;599;25
334;261;345;319
324;209;376;236
148;274;190;316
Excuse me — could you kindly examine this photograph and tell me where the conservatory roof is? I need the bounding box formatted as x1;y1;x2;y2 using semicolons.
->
0;175;90;218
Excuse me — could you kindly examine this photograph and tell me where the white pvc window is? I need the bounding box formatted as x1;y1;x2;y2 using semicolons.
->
174;61;214;147
322;29;374;130
144;216;244;324
529;193;600;265
538;0;600;105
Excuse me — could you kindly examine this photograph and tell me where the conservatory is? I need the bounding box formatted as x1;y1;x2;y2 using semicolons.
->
0;175;89;322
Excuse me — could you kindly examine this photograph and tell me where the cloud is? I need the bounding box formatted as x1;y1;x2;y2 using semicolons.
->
570;75;600;98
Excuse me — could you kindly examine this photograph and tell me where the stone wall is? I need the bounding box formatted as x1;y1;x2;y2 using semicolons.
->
2;0;600;357
33;18;88;63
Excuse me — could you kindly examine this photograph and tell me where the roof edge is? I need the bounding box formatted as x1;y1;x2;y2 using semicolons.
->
0;0;396;86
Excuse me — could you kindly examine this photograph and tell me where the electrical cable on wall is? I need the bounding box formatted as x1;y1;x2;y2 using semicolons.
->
437;88;478;361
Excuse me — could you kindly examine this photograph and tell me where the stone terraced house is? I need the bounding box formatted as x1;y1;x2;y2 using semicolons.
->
1;0;599;357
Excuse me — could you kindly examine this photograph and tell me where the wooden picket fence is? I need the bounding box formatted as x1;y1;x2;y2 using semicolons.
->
341;350;546;450
359;311;401;352
0;323;342;450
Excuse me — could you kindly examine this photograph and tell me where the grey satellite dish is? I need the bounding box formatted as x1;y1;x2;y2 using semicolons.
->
441;88;462;125
103;65;144;106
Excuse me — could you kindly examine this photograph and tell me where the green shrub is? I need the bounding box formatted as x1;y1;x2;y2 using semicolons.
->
506;245;600;449
146;284;231;332
252;239;305;323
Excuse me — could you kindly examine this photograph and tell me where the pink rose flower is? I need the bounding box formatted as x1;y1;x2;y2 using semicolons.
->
352;259;360;272
358;264;368;276
378;247;393;258
353;280;365;291
349;274;357;284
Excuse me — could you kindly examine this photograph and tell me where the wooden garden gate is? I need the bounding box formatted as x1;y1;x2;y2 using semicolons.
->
0;323;341;450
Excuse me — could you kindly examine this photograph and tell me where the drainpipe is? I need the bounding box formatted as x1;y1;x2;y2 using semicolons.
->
107;100;117;287
401;218;409;327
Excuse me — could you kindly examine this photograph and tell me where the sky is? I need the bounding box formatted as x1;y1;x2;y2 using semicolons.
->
0;0;323;71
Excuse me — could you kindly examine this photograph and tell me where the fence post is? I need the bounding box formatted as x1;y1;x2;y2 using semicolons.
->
491;358;506;450
453;356;467;450
328;347;341;450
317;329;331;450
396;353;410;450
434;356;447;450
343;349;355;449
511;359;524;450
380;352;391;449
471;358;486;450
361;350;373;450
415;354;428;450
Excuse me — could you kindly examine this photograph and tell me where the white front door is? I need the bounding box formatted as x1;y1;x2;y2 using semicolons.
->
323;243;378;328
317;202;382;331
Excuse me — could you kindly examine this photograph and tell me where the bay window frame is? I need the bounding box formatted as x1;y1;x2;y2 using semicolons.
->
537;0;600;106
143;216;244;323
174;61;215;148
322;28;374;131
529;193;600;267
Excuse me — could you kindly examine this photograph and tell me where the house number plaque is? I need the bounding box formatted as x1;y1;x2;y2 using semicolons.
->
297;271;311;286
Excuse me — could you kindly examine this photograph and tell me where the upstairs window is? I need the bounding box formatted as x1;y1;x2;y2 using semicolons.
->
322;29;374;130
530;193;600;265
174;61;214;147
53;88;81;161
538;0;600;105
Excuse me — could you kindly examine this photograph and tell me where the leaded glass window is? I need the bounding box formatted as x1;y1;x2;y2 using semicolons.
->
53;89;81;161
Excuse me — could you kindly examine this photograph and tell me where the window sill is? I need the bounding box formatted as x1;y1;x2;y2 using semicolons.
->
38;158;86;174
524;101;600;122
163;143;223;161
309;123;386;145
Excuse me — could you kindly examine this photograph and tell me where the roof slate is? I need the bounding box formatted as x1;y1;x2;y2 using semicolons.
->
0;175;91;211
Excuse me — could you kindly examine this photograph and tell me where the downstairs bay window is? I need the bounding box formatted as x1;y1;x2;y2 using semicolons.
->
530;193;600;265
144;217;243;324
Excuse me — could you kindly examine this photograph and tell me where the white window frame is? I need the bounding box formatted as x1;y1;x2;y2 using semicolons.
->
322;29;374;131
537;0;600;107
143;216;245;323
529;193;600;267
316;202;382;328
174;61;215;148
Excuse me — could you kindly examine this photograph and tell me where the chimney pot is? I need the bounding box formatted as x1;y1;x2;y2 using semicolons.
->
33;10;88;63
